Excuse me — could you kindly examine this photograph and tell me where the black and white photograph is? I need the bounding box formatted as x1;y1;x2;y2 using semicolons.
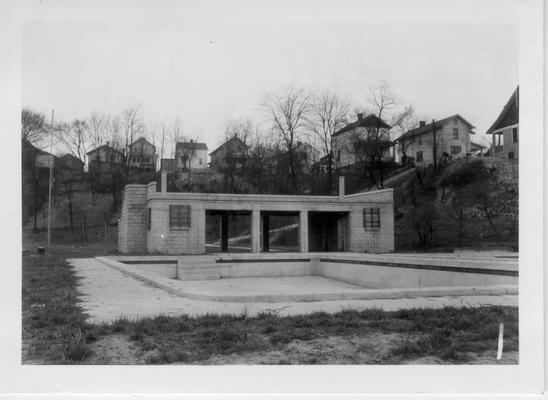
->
1;0;545;397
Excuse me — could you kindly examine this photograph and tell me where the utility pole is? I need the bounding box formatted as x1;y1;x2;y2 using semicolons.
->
47;109;54;254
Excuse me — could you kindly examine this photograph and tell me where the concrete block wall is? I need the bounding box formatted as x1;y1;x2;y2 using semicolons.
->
147;202;206;254
118;185;148;254
347;204;394;253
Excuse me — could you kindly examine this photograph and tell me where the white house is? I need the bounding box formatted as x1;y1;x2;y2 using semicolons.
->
396;114;475;167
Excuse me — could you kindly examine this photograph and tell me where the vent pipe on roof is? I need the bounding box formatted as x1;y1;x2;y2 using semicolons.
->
339;175;345;199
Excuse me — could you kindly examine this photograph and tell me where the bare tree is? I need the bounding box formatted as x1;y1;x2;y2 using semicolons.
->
22;108;48;144
122;106;145;181
55;119;90;167
391;105;416;165
308;90;350;193
261;87;311;190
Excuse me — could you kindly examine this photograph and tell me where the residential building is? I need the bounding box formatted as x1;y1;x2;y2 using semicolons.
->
294;141;318;174
209;135;248;171
160;158;177;173
469;140;487;157
87;144;124;175
396;114;475;167
175;141;208;171
128;137;157;173
58;154;84;173
332;113;393;168
486;86;519;160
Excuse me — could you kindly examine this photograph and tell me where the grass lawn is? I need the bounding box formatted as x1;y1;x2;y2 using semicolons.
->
22;248;519;365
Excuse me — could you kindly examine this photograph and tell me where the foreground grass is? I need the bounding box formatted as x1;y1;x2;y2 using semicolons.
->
22;254;518;364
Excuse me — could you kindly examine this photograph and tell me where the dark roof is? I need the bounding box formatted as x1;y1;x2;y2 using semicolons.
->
130;137;156;150
87;144;124;155
176;141;208;151
333;114;392;137
396;114;476;142
486;86;519;134
210;136;248;156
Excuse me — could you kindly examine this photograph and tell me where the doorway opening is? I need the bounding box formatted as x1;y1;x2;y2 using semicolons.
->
308;211;348;252
205;210;252;253
260;211;299;252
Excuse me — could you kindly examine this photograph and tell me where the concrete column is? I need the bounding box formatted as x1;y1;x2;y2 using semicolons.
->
251;210;261;253
299;210;309;253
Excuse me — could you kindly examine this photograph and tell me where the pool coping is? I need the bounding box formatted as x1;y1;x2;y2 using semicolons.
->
96;256;518;303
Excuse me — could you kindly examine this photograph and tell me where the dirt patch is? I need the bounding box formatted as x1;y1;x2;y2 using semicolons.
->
195;333;406;364
86;335;144;365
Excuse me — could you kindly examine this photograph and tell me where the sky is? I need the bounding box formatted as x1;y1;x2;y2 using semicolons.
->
21;0;519;153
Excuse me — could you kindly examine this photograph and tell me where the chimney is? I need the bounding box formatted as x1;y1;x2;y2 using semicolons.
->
161;171;167;194
297;141;302;147
357;113;364;121
419;121;426;127
338;175;345;199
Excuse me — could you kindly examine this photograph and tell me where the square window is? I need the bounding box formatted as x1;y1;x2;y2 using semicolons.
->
169;205;191;229
363;208;381;229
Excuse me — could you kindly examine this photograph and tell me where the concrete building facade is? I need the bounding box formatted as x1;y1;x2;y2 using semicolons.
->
119;175;395;255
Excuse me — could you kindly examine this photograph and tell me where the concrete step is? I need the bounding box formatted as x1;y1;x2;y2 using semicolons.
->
178;269;221;280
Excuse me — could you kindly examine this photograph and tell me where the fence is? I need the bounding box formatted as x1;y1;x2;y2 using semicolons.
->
46;224;118;248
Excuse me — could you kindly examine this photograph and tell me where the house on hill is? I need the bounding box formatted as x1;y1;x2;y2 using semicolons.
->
294;141;318;174
175;140;208;171
395;114;475;167
87;144;124;175
469;140;487;156
332;113;393;169
209;135;248;171
486;86;519;160
129;137;157;173
58;154;84;173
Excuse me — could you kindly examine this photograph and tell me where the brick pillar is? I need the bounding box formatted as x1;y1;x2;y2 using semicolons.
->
299;210;309;253
251;210;261;253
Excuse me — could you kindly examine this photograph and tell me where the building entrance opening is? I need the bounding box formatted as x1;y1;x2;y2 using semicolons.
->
205;210;252;253
260;211;299;252
308;211;348;252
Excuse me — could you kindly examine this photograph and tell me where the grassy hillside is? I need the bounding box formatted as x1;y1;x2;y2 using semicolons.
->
392;157;518;251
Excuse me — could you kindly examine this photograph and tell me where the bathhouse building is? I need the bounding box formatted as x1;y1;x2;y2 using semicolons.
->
118;173;395;255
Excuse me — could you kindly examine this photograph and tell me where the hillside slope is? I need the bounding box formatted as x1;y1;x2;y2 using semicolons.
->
392;157;518;251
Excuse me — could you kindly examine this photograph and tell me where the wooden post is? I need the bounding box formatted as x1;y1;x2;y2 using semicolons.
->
104;223;107;254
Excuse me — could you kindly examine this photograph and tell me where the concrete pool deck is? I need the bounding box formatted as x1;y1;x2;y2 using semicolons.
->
68;258;518;323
